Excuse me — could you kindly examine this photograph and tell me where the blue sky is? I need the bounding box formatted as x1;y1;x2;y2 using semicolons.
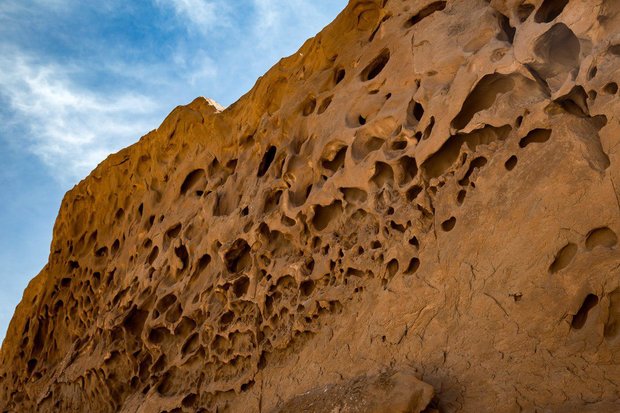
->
0;0;346;342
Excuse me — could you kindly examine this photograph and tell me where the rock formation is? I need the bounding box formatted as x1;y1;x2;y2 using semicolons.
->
2;0;620;411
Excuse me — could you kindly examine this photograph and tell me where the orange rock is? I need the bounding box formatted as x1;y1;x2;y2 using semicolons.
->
2;0;620;412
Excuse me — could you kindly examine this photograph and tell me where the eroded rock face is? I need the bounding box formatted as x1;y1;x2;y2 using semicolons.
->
1;0;620;411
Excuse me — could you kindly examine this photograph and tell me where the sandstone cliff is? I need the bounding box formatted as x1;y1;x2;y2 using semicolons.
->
2;0;620;411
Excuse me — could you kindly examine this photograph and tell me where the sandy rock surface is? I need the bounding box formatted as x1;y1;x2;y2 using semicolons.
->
1;0;620;411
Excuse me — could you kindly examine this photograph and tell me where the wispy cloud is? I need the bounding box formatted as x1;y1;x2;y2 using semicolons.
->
155;0;231;35
0;50;160;182
0;0;344;184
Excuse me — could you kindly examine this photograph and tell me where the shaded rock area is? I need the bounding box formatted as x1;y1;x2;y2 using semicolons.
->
1;0;620;411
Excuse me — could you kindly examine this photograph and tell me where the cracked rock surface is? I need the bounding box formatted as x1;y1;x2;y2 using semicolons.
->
1;0;620;411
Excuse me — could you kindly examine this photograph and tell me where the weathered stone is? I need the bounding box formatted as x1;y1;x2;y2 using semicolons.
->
2;0;620;412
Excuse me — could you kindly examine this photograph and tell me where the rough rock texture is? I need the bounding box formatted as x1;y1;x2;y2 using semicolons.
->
2;0;620;411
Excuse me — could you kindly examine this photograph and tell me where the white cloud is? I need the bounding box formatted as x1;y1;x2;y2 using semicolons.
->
0;51;160;183
156;0;230;34
0;1;344;184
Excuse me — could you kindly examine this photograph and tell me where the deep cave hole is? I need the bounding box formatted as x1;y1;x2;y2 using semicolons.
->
404;1;447;27
361;49;390;81
534;0;569;23
257;146;277;177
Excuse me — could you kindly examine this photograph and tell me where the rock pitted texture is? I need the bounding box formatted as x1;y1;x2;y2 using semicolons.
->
2;0;620;411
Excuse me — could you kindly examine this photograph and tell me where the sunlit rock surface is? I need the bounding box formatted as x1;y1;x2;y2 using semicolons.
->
2;0;620;411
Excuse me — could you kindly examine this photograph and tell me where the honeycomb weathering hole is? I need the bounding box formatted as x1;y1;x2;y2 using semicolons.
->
404;1;447;28
585;227;618;250
361;49;390;81
549;242;577;273
5;1;620;411
571;294;598;330
534;0;569;23
257;146;277;177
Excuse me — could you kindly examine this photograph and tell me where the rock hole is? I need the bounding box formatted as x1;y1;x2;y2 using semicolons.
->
220;311;235;327
517;3;535;22
452;73;515;130
165;223;182;241
603;82;618;94
224;239;251;273
519;128;551;148
457;189;466;205
111;239;120;254
156;370;175;396
608;44;620;56
404;1;447;28
386;259;399;278
458;156;487;186
312;201;343;231
281;215;295;227
301;96;317;116
122;306;148;336
422;116;435;140
505;155;518;170
289;184;313;208
549;242;577;273
27;359;37;374
571;294;598;330
352;135;384;161
397;156;418;186
334;67;346;85
174;245;189;272
406;185;422;201
340;187;368;204
263;189;283;213
233;276;250;298
585;227;618;250
371;162;394;187
321;146;347;174
174;316;195;336
300;280;315;297
182;393;198;408
587;66;597;80
361;49;390;81
497;13;516;44
406;99;424;126
534;0;569;23
147;246;159;265
532;24;580;84
404;257;420;274
257;146;277;178
555;85;589;116
368;13;391;42
588;90;597;101
195;253;211;274
165;302;183;324
317;96;333;114
390;140;407;151
148;327;170;344
95;246;108;257
346;268;364;277
604;289;620;340
441;217;457;232
157;294;177;313
180;169;206;196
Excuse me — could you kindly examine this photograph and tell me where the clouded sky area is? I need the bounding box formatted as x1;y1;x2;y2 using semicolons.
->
0;0;346;342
